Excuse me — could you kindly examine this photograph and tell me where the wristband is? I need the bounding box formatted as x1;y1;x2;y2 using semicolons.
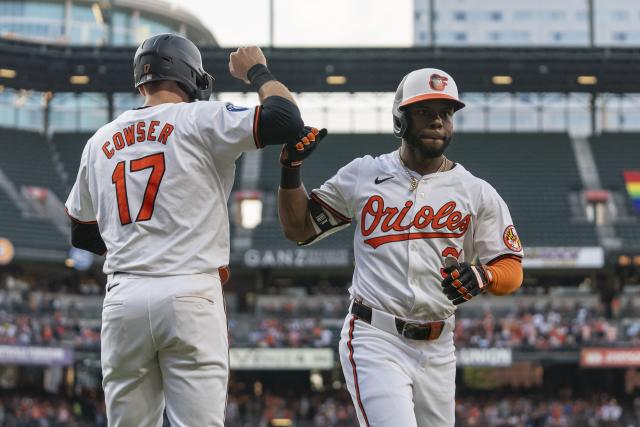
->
247;64;276;91
280;166;301;189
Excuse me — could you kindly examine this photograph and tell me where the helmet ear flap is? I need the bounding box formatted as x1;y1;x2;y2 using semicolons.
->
195;73;214;101
393;112;408;138
392;74;409;139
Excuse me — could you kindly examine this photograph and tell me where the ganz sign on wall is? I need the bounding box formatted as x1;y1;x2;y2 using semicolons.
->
243;249;351;268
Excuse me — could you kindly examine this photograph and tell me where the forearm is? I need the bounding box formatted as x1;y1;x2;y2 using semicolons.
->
71;220;106;256
258;80;296;105
247;63;297;105
486;258;523;295
278;184;315;242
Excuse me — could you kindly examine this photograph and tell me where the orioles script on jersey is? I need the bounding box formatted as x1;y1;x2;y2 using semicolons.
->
101;121;175;159
360;195;471;249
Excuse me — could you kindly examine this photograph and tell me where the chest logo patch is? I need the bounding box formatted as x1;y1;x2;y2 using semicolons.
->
503;225;522;252
374;176;394;184
360;195;471;249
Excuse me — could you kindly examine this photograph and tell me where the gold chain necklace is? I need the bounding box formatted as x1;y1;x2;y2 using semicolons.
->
398;150;448;192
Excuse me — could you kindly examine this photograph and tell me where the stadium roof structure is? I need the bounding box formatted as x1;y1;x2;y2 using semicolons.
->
1;38;640;94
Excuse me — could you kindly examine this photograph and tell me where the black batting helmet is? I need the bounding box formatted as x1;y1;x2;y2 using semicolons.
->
133;33;213;101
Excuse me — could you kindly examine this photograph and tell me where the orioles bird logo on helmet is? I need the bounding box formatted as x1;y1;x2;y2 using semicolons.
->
429;74;449;91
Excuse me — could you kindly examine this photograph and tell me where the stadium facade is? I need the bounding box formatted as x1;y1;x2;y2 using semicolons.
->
0;0;215;133
0;0;215;46
414;0;640;46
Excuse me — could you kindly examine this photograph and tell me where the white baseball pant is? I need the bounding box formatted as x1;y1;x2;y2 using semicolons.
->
101;272;228;427
339;310;456;427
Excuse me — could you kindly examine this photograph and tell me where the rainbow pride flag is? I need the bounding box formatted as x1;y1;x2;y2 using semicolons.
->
623;171;640;214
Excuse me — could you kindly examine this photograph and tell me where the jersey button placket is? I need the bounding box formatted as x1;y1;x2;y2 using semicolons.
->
407;190;420;290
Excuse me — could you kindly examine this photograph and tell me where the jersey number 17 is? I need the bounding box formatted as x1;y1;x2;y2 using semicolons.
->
111;153;165;226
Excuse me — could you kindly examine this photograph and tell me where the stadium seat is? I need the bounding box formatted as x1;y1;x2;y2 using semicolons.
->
589;133;640;248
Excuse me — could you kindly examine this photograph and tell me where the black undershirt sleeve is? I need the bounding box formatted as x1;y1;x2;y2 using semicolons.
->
71;220;106;256
257;96;304;147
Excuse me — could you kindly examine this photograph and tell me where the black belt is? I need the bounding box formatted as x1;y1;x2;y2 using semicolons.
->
350;300;445;341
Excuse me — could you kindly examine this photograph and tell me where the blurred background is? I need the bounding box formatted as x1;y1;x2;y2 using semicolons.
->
0;0;640;426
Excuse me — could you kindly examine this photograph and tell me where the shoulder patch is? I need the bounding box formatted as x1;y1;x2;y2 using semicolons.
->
503;225;522;252
225;103;249;112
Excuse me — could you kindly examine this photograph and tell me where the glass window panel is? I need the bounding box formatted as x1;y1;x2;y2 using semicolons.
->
0;2;25;16
72;4;94;21
620;94;640;131
24;2;64;20
453;11;466;21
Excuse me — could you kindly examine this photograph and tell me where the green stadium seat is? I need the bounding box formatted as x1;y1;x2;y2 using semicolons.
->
0;128;67;200
590;133;640;248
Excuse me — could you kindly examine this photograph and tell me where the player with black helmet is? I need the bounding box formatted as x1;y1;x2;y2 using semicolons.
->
66;33;314;427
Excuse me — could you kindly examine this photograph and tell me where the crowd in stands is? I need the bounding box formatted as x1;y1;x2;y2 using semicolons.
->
0;311;100;348
233;300;640;349
455;301;640;350
1;271;640;351
456;394;640;427
0;274;101;348
3;390;637;427
0;394;106;427
235;318;335;348
6;387;640;427
225;388;357;427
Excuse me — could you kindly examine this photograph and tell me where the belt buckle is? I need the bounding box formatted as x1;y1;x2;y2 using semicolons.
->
402;321;426;340
400;321;410;337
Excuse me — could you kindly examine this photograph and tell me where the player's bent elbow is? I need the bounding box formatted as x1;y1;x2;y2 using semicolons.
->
282;226;315;244
279;115;304;142
488;270;523;296
488;280;522;296
258;97;304;146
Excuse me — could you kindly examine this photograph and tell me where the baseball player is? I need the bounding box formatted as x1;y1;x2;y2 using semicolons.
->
277;68;524;426
65;34;308;427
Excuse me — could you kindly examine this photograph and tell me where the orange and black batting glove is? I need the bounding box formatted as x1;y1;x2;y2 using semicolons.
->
440;260;493;305
280;126;328;169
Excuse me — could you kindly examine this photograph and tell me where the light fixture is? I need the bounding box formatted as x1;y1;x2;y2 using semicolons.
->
70;75;90;85
92;3;104;25
0;69;16;79
492;75;512;85
240;198;263;229
577;75;597;85
326;75;347;85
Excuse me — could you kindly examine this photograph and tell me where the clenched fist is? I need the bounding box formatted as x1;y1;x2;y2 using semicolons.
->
229;47;267;83
441;261;492;305
280;127;327;169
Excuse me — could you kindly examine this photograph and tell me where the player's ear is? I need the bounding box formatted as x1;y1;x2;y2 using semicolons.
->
138;85;146;97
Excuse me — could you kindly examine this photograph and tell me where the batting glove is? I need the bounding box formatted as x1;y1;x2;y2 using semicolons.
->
441;262;493;305
280;127;327;169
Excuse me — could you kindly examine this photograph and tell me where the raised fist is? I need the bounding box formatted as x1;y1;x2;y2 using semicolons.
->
229;47;267;83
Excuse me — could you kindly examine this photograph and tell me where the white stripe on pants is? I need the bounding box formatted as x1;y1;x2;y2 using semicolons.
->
101;273;228;427
339;314;456;427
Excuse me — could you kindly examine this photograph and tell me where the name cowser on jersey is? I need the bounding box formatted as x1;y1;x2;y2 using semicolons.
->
311;151;523;321
65;101;259;276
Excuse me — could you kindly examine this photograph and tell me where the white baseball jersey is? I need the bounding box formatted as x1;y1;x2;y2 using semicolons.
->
310;150;524;321
65;101;259;275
